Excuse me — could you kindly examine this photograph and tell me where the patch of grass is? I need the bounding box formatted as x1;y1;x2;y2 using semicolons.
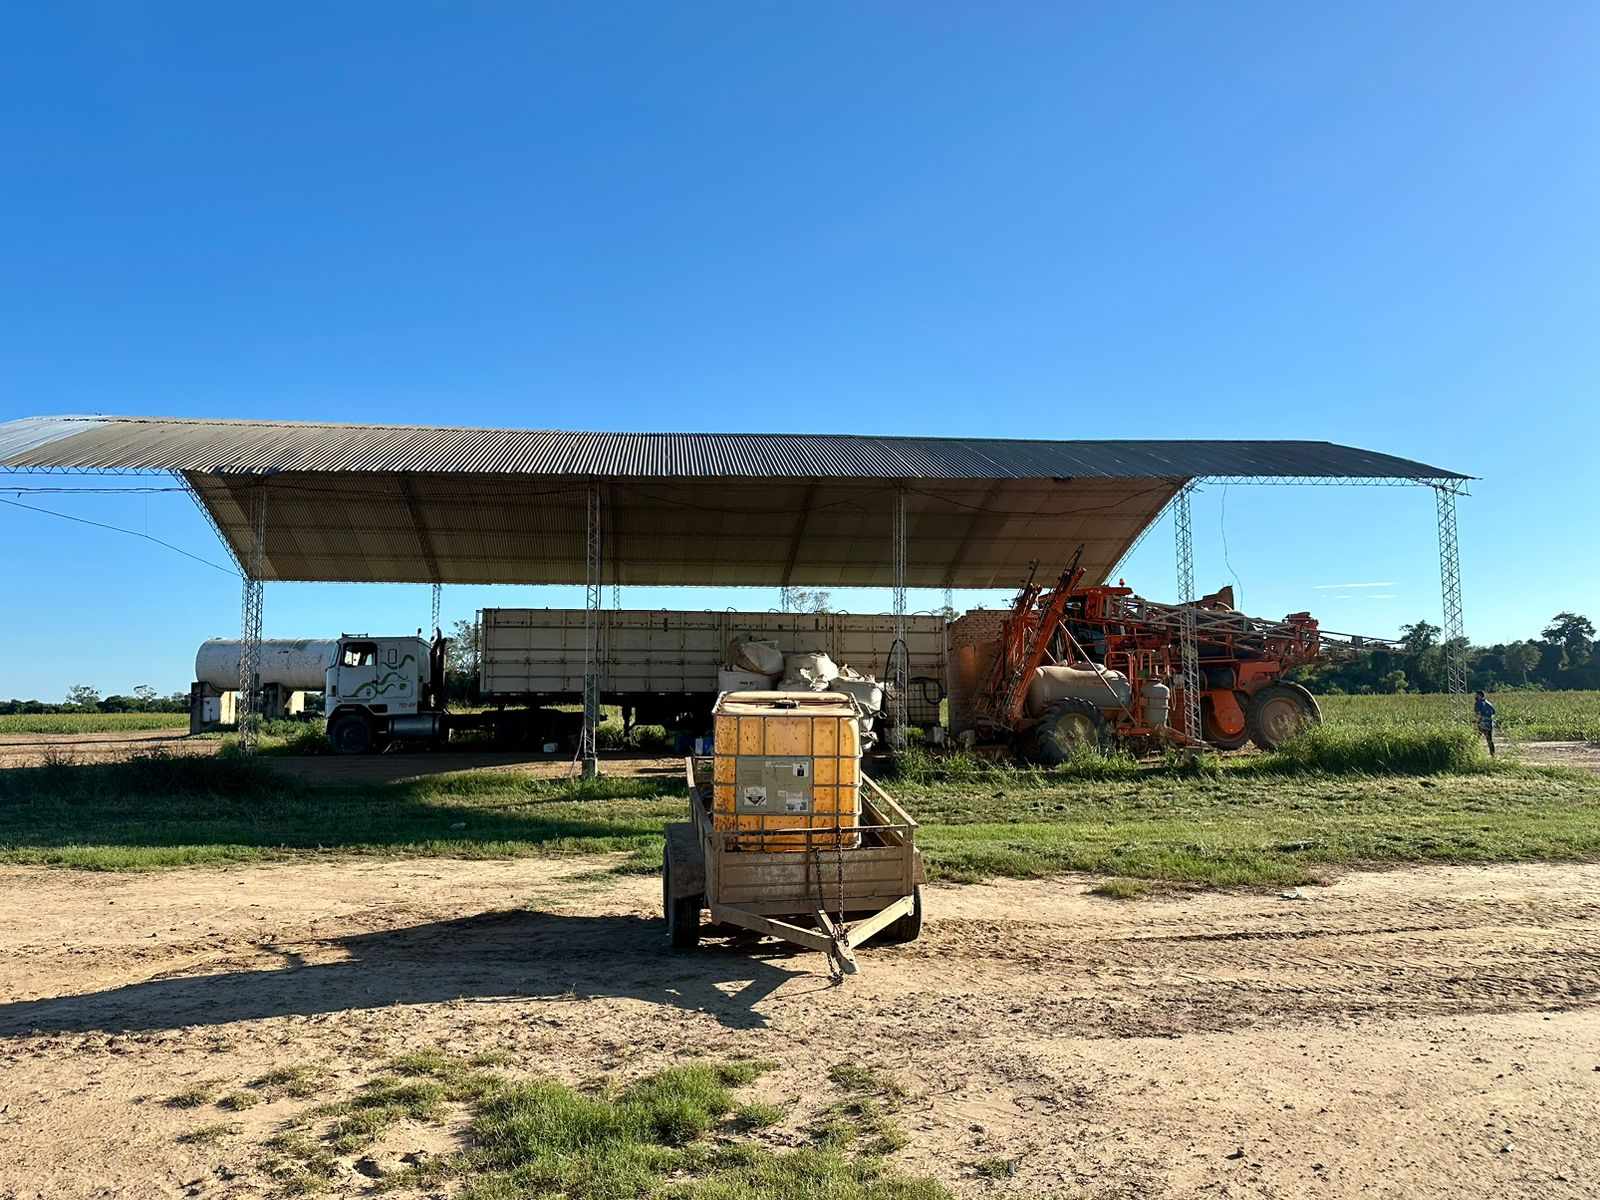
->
319;1077;449;1152
248;1064;334;1099
217;1089;262;1111
176;1121;242;1145
1089;877;1149;900
381;1062;949;1200
974;1156;1019;1180
166;1080;224;1108
1261;725;1484;775
469;1049;519;1069
713;1060;775;1088
826;1063;904;1102
731;1102;786;1132
262;1131;340;1194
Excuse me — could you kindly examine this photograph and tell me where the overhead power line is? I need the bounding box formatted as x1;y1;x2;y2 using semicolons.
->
0;496;240;577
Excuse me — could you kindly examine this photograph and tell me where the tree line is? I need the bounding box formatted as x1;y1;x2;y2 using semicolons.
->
0;685;189;715
1292;612;1598;694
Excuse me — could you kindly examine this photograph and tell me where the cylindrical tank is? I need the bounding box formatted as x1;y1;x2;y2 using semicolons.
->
1024;665;1132;716
1141;680;1172;729
194;639;338;691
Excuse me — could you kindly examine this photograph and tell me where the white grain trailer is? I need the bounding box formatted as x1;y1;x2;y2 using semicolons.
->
477;607;947;731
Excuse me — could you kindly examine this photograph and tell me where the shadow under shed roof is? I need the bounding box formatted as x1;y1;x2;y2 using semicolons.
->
0;415;1467;589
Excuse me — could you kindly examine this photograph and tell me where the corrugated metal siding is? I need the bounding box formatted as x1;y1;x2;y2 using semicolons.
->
0;415;1468;481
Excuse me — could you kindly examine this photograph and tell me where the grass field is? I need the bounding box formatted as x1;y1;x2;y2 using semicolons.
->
0;711;189;734
3;731;1598;886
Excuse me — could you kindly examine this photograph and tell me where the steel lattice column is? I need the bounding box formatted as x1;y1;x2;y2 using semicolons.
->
430;583;441;636
581;485;603;778
237;482;267;754
1436;484;1468;705
1173;484;1203;743
889;487;908;748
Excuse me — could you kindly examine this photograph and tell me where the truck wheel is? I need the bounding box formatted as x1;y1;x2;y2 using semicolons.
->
878;885;924;944
1247;684;1322;751
1029;698;1108;764
328;715;373;755
663;858;701;949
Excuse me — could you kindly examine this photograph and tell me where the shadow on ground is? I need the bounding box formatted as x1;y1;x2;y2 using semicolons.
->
0;910;804;1036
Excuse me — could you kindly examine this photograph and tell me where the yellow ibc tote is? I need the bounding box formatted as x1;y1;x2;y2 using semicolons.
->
710;691;862;850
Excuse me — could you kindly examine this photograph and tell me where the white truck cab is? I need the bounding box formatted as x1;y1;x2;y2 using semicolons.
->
325;633;447;753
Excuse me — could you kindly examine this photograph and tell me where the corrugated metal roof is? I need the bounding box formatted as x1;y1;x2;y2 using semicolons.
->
0;414;1468;481
0;415;1469;588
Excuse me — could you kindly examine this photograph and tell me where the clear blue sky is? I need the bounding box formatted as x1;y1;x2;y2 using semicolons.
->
2;3;1596;700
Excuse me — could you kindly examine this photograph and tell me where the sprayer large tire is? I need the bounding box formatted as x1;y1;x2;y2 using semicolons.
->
878;885;924;944
1246;684;1322;751
1030;698;1109;764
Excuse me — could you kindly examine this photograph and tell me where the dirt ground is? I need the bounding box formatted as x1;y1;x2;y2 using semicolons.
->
1;859;1597;1199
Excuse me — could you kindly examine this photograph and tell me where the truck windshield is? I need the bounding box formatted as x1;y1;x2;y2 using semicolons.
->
341;642;376;667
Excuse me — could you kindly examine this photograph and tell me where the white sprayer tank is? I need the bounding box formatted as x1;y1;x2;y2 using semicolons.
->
1024;664;1133;716
194;639;338;691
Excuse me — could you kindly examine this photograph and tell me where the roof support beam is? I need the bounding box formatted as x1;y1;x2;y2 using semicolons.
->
779;481;820;588
396;474;443;583
940;480;1005;589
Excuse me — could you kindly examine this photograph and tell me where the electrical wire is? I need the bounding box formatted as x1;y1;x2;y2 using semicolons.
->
1219;483;1243;607
0;496;240;576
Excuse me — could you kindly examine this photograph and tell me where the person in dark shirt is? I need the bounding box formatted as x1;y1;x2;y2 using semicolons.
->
1474;690;1496;757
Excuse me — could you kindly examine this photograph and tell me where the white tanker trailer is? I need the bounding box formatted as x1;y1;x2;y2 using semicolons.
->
194;639;339;692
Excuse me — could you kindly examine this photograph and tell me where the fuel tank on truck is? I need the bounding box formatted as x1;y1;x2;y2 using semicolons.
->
194;639;338;691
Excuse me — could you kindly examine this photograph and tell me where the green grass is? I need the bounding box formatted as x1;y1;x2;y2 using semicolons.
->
0;753;681;871
217;1089;262;1111
1320;690;1600;741
0;711;188;734
3;715;1600;888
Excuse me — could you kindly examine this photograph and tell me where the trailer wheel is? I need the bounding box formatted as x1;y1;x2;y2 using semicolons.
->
1247;684;1322;751
1029;698;1108;763
663;858;701;949
328;714;373;755
878;885;924;944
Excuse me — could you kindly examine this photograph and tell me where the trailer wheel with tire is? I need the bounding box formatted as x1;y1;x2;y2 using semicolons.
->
663;758;925;978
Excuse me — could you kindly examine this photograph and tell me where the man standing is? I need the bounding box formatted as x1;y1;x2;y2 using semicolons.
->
1474;690;1497;757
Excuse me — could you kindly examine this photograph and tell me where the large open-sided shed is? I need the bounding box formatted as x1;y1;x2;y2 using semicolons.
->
0;414;1472;768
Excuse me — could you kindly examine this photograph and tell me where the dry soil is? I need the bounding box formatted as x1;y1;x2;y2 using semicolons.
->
1;858;1597;1199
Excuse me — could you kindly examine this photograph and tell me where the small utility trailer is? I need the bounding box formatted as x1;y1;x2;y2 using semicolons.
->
664;757;925;977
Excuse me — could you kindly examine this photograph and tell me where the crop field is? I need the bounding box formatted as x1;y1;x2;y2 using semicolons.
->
0;711;189;734
1319;690;1600;740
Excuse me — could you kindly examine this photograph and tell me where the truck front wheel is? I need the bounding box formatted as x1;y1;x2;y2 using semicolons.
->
328;714;373;755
